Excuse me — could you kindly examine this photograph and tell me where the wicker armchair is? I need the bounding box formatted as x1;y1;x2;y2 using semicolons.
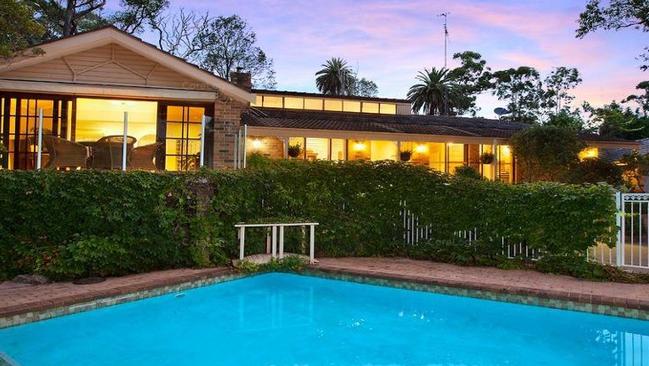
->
42;135;90;170
129;142;162;171
91;135;136;170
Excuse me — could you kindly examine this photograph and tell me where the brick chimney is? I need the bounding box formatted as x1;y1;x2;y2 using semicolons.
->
230;67;252;91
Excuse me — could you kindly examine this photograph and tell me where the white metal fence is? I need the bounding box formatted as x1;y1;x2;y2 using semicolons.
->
400;202;541;260
402;193;649;269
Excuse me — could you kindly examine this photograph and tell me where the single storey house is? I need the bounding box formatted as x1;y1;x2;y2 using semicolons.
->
0;26;638;183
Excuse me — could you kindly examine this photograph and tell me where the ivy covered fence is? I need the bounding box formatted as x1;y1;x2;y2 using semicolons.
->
0;160;617;280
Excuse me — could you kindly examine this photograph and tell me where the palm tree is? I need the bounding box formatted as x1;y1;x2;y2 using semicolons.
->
315;57;354;96
407;68;458;115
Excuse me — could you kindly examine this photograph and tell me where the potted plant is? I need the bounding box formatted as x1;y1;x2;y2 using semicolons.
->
480;152;494;164
287;143;302;158
399;150;412;162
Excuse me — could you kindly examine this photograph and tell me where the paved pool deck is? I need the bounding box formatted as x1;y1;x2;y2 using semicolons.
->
3;258;649;326
314;257;649;312
0;268;232;320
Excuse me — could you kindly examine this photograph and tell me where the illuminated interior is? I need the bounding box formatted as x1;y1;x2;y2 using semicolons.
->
252;94;398;115
578;147;599;160
164;105;205;171
447;143;465;175
498;145;514;183
305;138;329;160
481;145;495;180
331;139;346;160
370;140;398;161
348;140;370;160
288;137;305;159
76;98;157;147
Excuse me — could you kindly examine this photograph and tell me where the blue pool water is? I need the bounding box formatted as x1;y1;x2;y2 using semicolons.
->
1;273;649;366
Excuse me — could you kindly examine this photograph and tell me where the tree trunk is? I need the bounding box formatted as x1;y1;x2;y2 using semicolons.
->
63;0;76;37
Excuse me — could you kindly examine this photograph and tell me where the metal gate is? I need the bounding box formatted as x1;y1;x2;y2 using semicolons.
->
616;192;649;269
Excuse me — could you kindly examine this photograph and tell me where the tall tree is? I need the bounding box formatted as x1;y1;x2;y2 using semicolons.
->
110;0;167;34
576;0;649;71
542;67;582;114
407;68;459;115
153;8;210;60
447;51;492;115
624;81;649;114
27;0;166;40
585;101;649;140
315;57;354;96
349;76;378;97
196;15;276;89
491;66;543;123
0;0;45;58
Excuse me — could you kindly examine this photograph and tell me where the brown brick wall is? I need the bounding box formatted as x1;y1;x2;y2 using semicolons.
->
247;136;285;159
210;96;248;169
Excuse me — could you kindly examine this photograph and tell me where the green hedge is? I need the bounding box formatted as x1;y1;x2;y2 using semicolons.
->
0;160;617;280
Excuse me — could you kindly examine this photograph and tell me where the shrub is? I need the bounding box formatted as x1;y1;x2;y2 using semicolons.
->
0;161;617;280
565;158;624;187
510;125;585;182
454;165;482;180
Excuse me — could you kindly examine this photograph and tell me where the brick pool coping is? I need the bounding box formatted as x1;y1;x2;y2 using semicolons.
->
3;258;649;329
310;257;649;320
0;268;247;328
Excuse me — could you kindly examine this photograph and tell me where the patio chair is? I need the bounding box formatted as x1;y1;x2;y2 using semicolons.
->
129;142;162;171
91;135;136;170
42;135;90;170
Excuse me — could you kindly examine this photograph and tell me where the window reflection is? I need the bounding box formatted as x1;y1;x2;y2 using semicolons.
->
76;98;157;147
447;143;465;175
254;94;398;115
305;138;329;160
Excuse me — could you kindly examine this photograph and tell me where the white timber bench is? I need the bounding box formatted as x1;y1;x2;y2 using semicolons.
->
235;222;319;264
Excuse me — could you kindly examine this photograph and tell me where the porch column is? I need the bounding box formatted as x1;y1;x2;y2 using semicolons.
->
211;97;249;169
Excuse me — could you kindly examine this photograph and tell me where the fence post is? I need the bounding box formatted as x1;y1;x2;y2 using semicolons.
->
616;191;623;267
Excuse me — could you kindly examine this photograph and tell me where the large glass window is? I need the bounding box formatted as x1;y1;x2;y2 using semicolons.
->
164;105;204;171
305;138;329;160
362;102;379;114
467;144;481;171
76;98;157;147
498;145;514;183
447;143;465;174
428;143;446;172
343;101;361;113
304;98;323;111
262;96;283;108
331;139;346;160
400;141;429;166
348;139;370;160
284;97;303;109
379;103;397;114
288;137;305;159
481;145;495;180
323;99;343;112
4;97;61;170
370;140;398;161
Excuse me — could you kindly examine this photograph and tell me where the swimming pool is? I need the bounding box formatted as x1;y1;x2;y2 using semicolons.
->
1;273;648;365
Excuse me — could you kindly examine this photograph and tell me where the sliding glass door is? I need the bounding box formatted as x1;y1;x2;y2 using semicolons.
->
1;95;71;170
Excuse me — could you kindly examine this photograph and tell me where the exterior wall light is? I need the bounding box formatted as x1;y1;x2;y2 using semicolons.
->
415;144;428;153
252;139;263;150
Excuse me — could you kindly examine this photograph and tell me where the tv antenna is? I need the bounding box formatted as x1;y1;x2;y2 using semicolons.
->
438;12;450;68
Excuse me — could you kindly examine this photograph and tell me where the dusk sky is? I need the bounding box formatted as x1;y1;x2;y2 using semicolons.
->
128;0;646;118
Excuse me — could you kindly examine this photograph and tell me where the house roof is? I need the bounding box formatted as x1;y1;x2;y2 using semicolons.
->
252;89;410;104
0;26;255;103
243;107;639;145
244;108;528;139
